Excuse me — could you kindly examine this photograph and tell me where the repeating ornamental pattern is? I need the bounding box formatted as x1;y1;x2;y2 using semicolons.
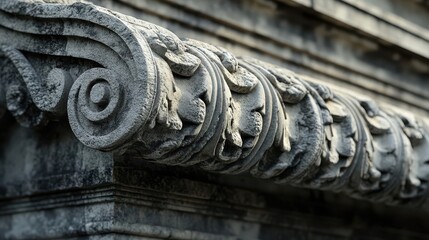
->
1;0;429;206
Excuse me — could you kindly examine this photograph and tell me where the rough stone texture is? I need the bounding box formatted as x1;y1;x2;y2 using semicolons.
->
1;0;428;205
92;0;429;117
1;122;429;239
1;0;429;239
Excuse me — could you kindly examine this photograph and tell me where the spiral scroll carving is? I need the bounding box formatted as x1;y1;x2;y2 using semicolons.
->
68;68;124;148
1;0;429;207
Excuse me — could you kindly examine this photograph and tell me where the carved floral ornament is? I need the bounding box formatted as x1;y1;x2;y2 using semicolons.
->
1;0;429;207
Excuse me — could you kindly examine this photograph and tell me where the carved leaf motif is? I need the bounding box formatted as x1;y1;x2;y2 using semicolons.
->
224;66;259;93
310;83;333;100
326;101;347;121
114;14;201;77
1;0;429;206
247;60;308;104
152;56;182;130
360;100;390;134
366;115;391;134
163;51;201;77
185;39;259;93
280;84;307;104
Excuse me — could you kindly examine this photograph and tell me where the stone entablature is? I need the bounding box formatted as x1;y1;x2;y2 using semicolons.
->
1;0;429;207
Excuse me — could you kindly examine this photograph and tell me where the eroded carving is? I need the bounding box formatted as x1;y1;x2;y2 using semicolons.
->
1;0;429;207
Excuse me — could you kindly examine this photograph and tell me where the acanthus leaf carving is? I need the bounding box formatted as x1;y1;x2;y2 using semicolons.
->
1;0;429;208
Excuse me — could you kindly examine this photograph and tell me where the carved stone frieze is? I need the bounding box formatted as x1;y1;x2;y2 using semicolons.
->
1;0;429;206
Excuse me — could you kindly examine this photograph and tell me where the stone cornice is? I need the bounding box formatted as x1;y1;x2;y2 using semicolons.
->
278;0;429;60
1;0;429;207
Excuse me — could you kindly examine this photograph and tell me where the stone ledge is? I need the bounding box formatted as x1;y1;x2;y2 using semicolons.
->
280;0;429;60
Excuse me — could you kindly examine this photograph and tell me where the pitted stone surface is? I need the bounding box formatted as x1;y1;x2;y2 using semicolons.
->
0;0;429;208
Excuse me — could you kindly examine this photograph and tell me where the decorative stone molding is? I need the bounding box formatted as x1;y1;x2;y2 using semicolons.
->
1;0;428;207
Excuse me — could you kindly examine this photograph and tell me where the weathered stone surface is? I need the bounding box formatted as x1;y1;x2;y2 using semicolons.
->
1;121;428;239
1;0;429;239
106;0;429;117
0;0;428;207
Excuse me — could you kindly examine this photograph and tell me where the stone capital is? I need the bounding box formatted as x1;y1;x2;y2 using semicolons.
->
1;0;429;207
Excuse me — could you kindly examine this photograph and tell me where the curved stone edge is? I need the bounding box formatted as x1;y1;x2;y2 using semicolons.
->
0;0;428;207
